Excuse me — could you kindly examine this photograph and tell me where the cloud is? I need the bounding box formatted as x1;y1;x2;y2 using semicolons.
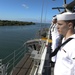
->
22;4;29;9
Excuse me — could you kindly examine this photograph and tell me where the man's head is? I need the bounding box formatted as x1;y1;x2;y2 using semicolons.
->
56;12;75;37
52;16;57;24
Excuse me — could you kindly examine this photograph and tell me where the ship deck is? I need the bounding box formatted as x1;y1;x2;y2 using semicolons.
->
11;53;34;75
11;41;54;75
42;42;54;75
11;45;54;75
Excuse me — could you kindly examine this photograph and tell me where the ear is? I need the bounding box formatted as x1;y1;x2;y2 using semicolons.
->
68;22;73;28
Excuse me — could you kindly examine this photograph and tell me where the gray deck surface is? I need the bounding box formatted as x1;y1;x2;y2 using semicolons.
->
12;53;34;75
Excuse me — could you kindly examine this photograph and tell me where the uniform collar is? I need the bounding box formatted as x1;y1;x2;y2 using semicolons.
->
62;34;75;42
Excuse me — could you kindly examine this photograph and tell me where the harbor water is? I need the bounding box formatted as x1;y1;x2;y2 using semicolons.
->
0;23;50;59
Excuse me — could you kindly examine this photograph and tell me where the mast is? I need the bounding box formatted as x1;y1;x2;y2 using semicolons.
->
52;0;75;12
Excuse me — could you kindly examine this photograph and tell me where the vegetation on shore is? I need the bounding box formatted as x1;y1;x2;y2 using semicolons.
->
0;20;35;26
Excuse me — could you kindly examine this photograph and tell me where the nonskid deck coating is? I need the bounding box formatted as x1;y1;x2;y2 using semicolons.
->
11;53;34;75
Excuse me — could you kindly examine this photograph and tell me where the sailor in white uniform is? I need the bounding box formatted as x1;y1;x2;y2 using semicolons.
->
54;12;75;75
50;16;61;62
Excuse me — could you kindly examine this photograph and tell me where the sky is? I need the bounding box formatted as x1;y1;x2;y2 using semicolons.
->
0;0;73;23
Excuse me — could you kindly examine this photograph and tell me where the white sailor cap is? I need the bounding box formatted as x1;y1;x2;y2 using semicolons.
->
52;16;57;21
57;12;75;21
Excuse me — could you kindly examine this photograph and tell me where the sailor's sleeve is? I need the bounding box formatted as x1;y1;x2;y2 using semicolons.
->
70;50;75;75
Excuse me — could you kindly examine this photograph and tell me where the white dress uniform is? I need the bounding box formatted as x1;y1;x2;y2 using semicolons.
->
54;34;75;75
54;12;75;75
51;23;61;62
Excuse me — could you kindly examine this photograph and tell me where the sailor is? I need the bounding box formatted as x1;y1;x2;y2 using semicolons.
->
54;12;75;75
50;16;62;62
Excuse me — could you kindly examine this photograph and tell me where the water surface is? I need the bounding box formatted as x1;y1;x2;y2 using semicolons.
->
0;23;50;59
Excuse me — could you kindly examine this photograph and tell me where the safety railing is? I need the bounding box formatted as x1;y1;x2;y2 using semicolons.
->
1;43;28;75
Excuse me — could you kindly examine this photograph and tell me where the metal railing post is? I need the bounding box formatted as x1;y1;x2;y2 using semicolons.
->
13;50;15;69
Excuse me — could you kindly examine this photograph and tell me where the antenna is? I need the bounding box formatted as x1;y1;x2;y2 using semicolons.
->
64;0;66;4
63;0;67;12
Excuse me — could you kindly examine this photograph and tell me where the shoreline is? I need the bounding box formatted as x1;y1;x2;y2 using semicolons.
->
0;20;35;26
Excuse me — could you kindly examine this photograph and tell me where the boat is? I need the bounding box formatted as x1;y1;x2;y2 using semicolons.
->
0;0;75;75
